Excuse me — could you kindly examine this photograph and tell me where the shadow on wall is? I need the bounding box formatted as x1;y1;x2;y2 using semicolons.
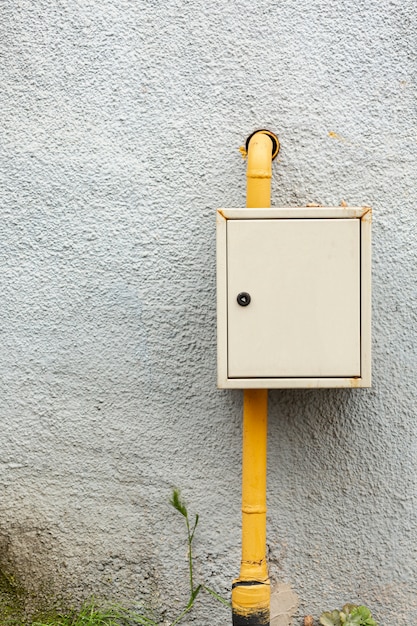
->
0;515;66;621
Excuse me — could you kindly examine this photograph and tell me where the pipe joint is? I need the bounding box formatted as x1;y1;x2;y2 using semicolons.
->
232;579;271;626
246;169;272;179
242;505;267;514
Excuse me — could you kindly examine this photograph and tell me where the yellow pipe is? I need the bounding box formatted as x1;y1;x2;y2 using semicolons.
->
246;132;273;208
240;388;268;582
232;131;278;626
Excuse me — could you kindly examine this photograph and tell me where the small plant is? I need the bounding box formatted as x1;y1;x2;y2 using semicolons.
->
32;600;155;625
169;488;230;625
30;490;229;626
320;603;378;626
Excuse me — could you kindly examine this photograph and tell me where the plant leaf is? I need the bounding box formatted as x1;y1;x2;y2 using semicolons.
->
349;606;378;626
203;585;231;607
190;514;199;541
320;610;342;626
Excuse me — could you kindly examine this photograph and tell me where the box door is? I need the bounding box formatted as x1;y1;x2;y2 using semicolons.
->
227;219;360;378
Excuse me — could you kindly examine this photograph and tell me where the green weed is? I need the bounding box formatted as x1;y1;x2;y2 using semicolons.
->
21;489;229;626
320;603;378;626
169;488;230;625
32;600;154;626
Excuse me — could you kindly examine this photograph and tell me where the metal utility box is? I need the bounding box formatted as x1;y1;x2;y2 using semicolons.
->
217;207;371;389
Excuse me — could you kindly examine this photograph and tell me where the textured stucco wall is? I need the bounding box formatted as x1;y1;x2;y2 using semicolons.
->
1;1;416;624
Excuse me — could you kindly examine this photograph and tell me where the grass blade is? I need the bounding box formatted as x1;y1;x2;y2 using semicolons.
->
203;585;231;607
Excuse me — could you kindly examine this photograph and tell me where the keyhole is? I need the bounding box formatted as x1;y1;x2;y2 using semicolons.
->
237;292;251;307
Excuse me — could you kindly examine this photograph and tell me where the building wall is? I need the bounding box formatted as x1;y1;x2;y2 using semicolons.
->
1;1;416;624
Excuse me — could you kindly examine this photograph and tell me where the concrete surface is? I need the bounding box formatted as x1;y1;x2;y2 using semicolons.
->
0;1;416;624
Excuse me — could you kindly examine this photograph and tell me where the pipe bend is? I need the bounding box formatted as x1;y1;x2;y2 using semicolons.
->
246;129;280;160
245;130;278;209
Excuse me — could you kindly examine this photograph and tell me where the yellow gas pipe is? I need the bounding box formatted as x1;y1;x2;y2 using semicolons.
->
232;130;279;626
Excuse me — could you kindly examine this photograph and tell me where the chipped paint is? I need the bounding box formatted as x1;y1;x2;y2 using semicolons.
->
328;130;347;142
270;582;299;626
361;206;372;222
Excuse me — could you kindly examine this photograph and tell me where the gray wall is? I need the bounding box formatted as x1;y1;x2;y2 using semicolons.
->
1;1;416;624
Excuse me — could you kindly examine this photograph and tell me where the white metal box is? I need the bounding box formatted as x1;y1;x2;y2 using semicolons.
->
217;207;371;389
